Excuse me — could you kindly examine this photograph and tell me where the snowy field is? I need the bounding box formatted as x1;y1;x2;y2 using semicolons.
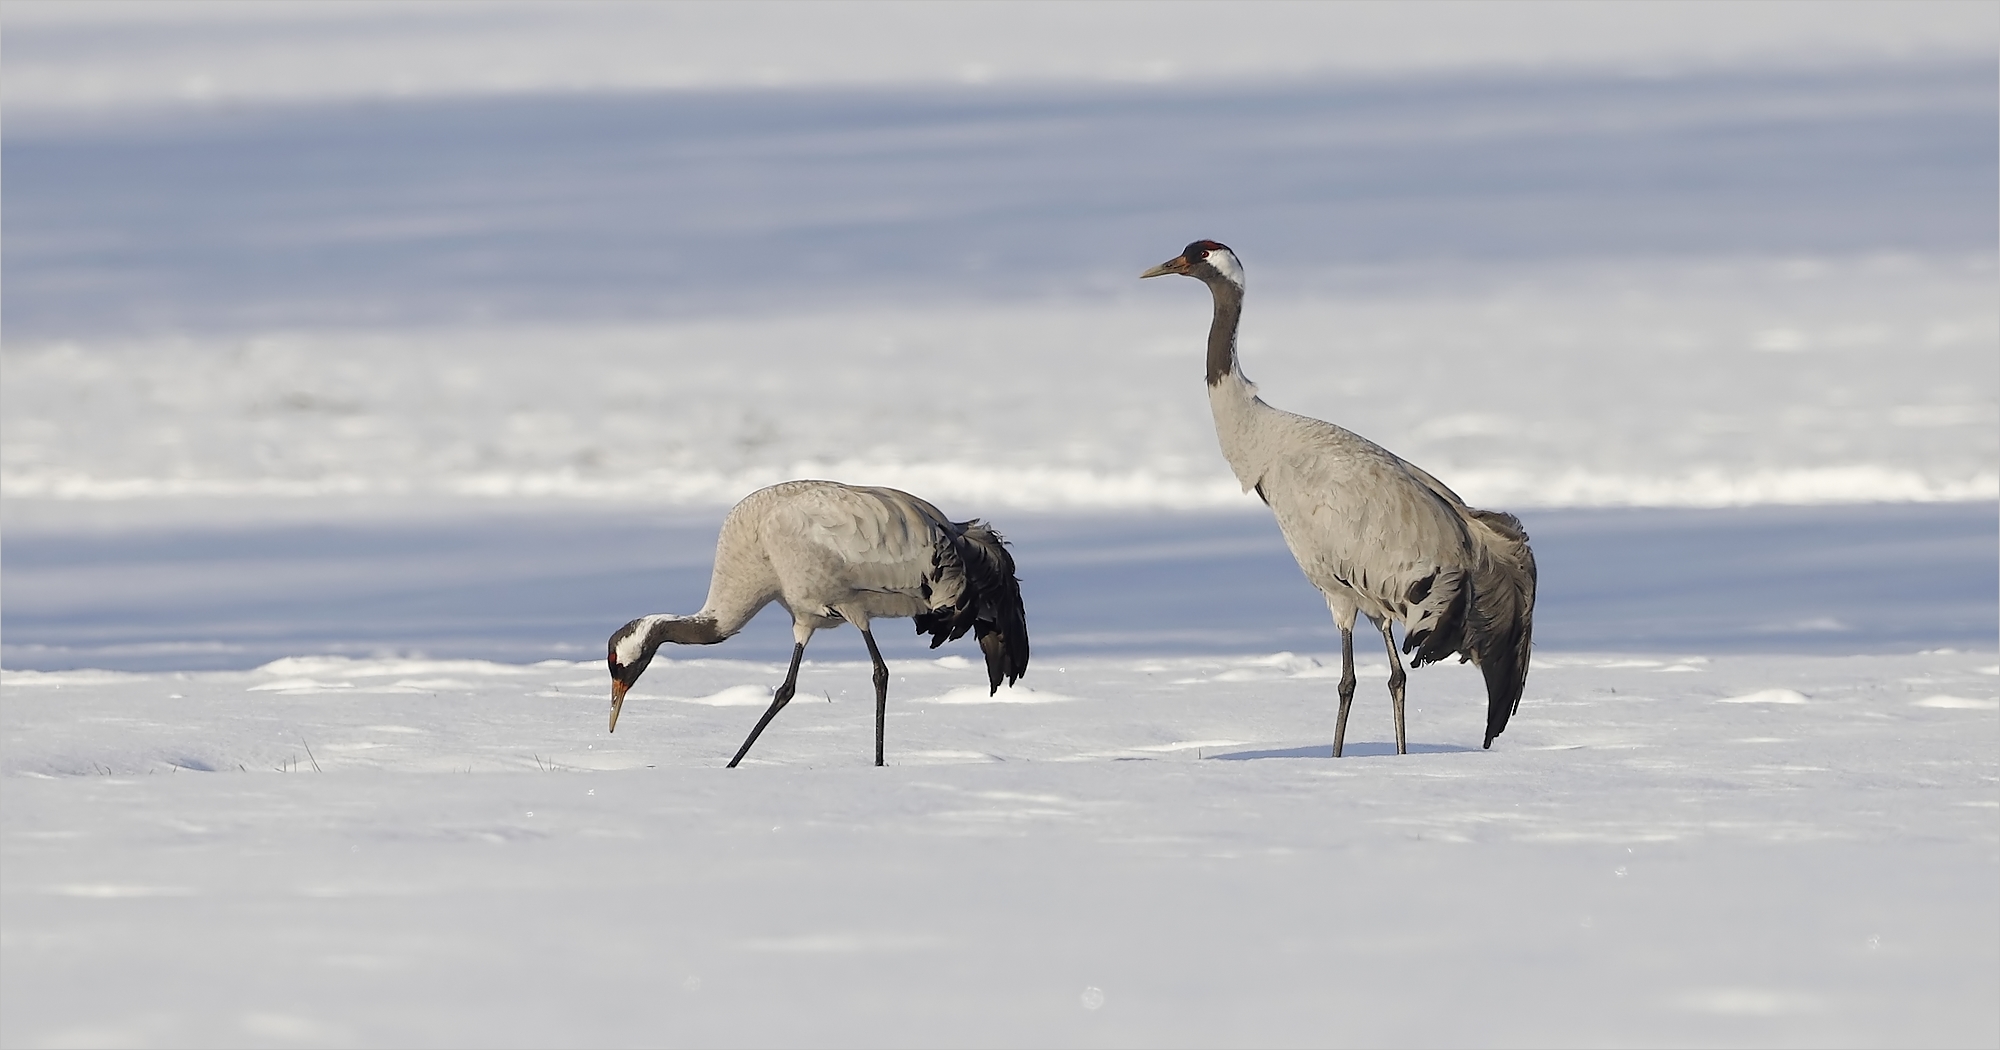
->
4;650;1997;1046
3;501;1996;672
6;62;1996;511
4;5;1998;1047
4;256;1995;512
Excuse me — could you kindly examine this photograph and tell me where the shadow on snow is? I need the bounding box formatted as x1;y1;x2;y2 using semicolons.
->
1208;742;1477;760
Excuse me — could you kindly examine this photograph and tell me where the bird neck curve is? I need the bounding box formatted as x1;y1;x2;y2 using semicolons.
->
610;612;726;676
1196;277;1277;496
643;614;725;654
1204;278;1244;387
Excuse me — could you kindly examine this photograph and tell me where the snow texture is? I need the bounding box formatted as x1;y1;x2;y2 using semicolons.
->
3;19;1997;1047
4;259;1994;513
3;651;1995;1046
6;62;1996;512
5;2;1992;115
5;502;1994;672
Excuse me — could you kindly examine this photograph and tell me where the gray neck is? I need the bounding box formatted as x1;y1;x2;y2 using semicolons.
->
1204;279;1243;387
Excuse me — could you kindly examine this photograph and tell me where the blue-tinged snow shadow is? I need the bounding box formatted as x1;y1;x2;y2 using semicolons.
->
1209;742;1475;760
1;501;1993;671
5;62;1993;339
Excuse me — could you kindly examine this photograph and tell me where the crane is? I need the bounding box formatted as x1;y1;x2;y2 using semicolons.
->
1142;240;1536;754
606;480;1029;767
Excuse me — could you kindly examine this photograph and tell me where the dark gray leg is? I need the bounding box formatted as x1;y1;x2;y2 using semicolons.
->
860;628;890;767
727;642;807;768
1377;620;1407;755
1333;625;1357;758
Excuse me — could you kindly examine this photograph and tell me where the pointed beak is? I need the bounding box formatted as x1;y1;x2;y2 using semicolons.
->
1140;256;1190;279
609;679;627;733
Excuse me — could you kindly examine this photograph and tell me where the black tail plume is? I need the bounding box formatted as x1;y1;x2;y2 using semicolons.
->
1463;509;1536;748
958;521;1029;693
1400;568;1470;668
910;520;1030;693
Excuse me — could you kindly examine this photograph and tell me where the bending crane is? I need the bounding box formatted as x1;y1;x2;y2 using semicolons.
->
607;480;1029;766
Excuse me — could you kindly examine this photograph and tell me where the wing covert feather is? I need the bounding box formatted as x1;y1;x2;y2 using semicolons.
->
1256;419;1474;608
763;483;943;599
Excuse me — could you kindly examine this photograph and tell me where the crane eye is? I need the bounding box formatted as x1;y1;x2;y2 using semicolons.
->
1200;250;1211;258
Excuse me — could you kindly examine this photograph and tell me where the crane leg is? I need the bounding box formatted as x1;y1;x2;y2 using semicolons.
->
727;641;807;768
1377;620;1407;755
861;627;890;767
1333;625;1357;758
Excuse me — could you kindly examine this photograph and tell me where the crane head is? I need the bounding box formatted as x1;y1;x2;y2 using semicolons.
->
606;616;663;733
1140;240;1243;289
603;614;725;733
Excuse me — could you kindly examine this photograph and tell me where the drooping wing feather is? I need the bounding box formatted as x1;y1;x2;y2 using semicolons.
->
1388;464;1538;746
1462;508;1537;747
958;521;1030;693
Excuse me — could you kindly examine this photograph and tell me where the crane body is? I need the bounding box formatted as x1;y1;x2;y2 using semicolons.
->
607;480;1029;766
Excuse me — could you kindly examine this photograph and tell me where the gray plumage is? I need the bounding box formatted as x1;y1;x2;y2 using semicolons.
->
1144;240;1535;753
606;480;1028;766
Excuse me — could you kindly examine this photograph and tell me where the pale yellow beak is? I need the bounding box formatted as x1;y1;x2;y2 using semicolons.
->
1140;256;1190;279
609;679;628;733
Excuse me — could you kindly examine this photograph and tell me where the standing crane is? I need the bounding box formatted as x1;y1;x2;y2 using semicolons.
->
1142;240;1536;754
606;480;1029;767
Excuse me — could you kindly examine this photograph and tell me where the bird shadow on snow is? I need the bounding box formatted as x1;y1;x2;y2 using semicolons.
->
1208;742;1476;760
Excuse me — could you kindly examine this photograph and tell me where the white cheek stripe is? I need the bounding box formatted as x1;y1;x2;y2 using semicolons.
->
616;614;680;664
1207;249;1245;289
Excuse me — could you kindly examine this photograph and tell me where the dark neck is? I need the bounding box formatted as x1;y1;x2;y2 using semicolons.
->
1204;279;1243;387
651;615;724;650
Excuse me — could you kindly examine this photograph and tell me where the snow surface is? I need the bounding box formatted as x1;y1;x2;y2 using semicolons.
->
5;2;1991;116
4;28;1996;1047
7;60;1994;512
4;650;1995;1046
4;501;1995;672
5;256;1994;513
